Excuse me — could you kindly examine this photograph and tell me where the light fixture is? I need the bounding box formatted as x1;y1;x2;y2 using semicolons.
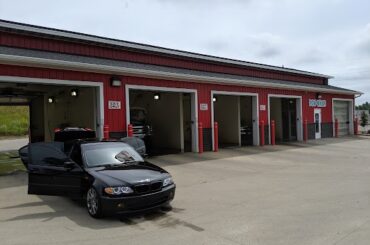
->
316;93;322;99
213;96;217;102
154;93;160;100
110;77;122;87
70;89;78;97
48;96;55;104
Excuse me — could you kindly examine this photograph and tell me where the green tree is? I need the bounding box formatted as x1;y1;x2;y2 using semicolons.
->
356;102;370;112
360;111;368;128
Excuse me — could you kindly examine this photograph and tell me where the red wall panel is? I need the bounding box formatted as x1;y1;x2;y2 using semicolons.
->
0;31;325;85
0;64;353;134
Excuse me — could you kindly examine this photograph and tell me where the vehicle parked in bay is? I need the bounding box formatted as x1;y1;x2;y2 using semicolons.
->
19;129;175;218
130;107;153;152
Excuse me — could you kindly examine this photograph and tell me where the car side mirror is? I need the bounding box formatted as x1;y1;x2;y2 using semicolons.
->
64;161;75;170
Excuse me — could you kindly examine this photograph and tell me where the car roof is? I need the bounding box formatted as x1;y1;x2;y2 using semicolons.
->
79;140;129;147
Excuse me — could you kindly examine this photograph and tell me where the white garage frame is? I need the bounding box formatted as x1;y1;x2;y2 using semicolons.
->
211;90;260;150
268;94;303;144
0;75;104;139
125;84;199;153
332;98;354;136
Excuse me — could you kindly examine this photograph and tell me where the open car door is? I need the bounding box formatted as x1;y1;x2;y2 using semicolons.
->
27;142;83;196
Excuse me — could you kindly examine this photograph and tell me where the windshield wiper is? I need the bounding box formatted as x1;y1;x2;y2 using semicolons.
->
93;161;138;169
92;163;124;168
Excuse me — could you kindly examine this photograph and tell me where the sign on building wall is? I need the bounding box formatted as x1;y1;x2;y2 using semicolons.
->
260;105;266;111
309;99;327;108
108;100;121;110
200;103;208;111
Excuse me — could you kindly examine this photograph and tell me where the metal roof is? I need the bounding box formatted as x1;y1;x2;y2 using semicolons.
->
0;19;333;79
0;46;360;95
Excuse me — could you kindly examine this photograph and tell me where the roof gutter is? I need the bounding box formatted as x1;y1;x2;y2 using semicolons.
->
0;53;359;95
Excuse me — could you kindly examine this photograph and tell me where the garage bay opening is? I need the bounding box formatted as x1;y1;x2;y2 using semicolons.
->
269;96;303;143
0;81;101;142
127;87;197;155
212;92;259;149
333;99;353;136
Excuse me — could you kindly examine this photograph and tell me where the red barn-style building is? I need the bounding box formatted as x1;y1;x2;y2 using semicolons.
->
0;20;361;153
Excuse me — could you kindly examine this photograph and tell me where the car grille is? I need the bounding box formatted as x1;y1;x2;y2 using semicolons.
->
134;181;162;194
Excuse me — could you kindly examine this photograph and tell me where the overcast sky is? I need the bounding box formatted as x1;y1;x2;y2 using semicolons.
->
0;0;369;104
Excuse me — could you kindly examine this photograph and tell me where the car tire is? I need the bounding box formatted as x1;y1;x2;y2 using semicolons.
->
86;187;103;218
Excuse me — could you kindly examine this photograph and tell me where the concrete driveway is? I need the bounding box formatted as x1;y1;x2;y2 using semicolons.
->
0;137;28;152
1;137;370;245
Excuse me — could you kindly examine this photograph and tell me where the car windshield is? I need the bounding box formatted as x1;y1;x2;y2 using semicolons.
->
82;142;144;168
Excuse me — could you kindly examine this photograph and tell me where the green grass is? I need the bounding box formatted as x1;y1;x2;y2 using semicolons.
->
0;151;26;175
0;106;29;136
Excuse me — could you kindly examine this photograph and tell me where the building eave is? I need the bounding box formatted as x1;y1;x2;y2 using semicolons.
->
0;53;358;95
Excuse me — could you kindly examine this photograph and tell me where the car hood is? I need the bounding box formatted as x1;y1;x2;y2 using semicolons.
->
87;162;169;186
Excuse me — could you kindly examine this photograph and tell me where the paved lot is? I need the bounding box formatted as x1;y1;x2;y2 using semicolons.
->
0;137;28;152
1;137;370;245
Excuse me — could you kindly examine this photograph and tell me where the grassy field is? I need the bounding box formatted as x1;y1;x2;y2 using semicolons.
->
0;106;29;136
0;151;25;175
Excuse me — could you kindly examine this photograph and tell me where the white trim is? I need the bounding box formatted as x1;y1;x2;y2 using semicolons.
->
332;98;354;136
0;20;332;79
0;54;358;95
268;94;303;143
211;90;259;150
125;84;199;153
0;75;104;139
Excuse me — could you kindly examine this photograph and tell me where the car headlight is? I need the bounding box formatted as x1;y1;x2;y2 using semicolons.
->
163;177;174;187
104;186;133;195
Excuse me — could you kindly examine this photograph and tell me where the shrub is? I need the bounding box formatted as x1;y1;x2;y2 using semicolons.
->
0;106;29;136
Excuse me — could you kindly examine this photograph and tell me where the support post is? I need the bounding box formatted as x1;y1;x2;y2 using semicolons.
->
214;122;219;152
354;118;358;135
270;120;275;146
304;119;308;142
127;124;133;137
260;120;265;146
335;118;339;138
103;125;109;140
198;122;203;153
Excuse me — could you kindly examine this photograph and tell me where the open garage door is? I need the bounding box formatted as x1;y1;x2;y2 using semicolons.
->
126;85;198;155
333;100;353;136
268;95;303;143
211;91;259;149
0;77;103;142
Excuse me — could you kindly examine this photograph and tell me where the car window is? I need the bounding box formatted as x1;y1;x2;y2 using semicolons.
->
82;143;143;167
70;145;83;165
30;143;68;167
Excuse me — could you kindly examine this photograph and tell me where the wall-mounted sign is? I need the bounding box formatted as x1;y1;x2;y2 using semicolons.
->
200;103;208;111
260;104;266;111
108;100;121;110
309;99;327;108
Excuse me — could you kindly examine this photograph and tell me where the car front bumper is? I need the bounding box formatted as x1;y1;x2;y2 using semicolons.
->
100;185;176;215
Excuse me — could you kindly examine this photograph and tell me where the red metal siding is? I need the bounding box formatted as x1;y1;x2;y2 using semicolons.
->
0;31;325;85
0;64;125;132
0;64;353;134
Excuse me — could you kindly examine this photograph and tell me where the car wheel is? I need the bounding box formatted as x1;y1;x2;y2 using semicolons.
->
86;187;103;218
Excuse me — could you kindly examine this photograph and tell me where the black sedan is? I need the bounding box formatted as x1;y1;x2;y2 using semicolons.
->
19;140;176;218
